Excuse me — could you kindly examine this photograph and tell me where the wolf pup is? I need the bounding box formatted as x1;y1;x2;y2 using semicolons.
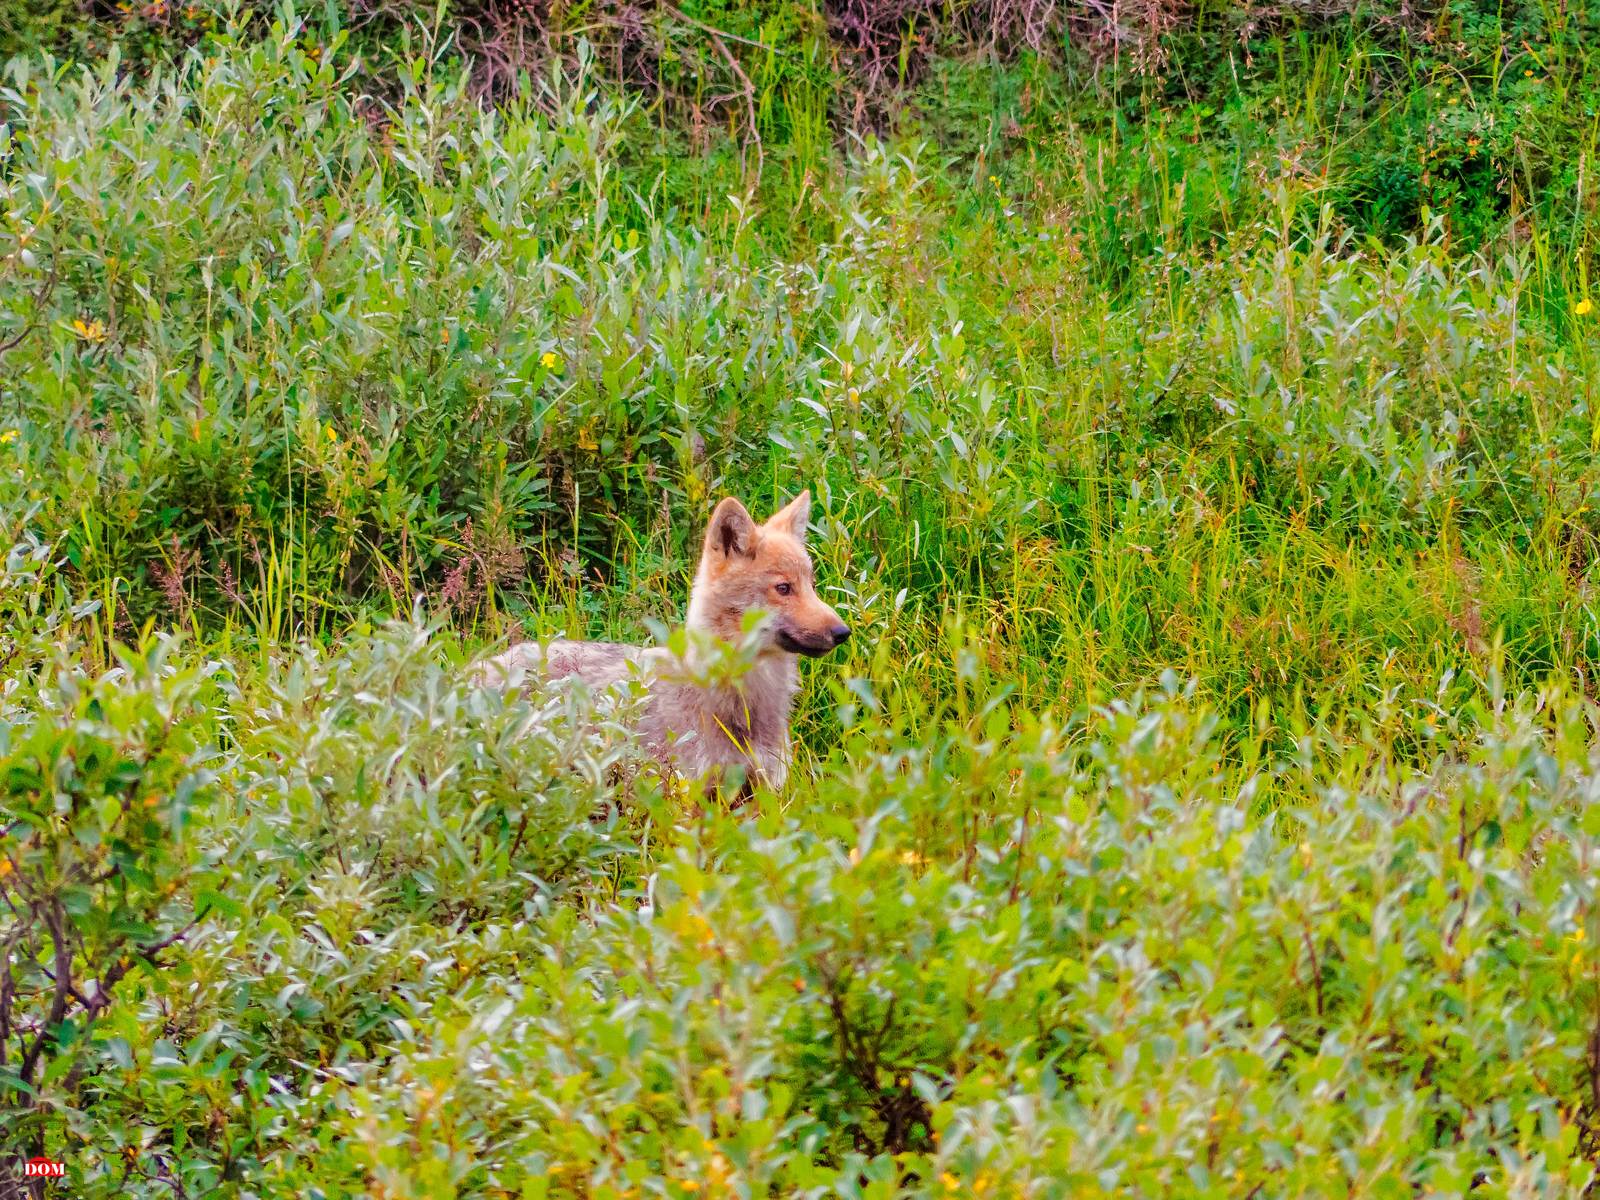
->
476;491;850;791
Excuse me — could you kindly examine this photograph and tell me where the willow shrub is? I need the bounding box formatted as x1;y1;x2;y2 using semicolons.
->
4;18;1600;1200
4;534;1598;1196
3;25;1597;725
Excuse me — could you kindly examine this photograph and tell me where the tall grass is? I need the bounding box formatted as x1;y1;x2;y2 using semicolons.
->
3;12;1600;1198
4;20;1597;716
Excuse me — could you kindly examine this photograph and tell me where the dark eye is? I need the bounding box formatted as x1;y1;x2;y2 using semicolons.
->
774;581;793;596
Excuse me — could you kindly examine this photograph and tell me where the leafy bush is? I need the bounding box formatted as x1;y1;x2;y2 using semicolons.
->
4;9;1600;1199
0;631;223;1166
5;26;1600;724
0;598;638;1192
381;680;1600;1197
13;634;1598;1194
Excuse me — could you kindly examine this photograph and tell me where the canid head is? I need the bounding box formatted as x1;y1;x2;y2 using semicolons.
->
684;490;850;657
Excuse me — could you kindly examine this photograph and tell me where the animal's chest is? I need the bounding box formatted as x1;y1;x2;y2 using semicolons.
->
648;659;798;768
707;688;786;747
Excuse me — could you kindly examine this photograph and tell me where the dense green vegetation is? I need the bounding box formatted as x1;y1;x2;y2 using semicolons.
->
5;2;1600;1195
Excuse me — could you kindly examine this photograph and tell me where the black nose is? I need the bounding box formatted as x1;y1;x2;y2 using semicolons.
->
830;623;851;646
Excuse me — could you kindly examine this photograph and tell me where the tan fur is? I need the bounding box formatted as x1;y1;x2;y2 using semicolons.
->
475;491;849;791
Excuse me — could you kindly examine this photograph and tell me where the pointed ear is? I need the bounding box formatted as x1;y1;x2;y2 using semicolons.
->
765;489;811;544
704;497;757;560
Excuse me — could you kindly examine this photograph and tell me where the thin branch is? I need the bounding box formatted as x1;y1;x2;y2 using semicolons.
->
658;6;792;57
17;901;72;1088
0;255;60;359
660;3;765;184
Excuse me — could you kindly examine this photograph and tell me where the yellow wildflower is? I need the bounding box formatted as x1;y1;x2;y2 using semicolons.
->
0;429;17;445
71;317;108;342
324;423;338;443
540;351;560;371
1575;298;1593;316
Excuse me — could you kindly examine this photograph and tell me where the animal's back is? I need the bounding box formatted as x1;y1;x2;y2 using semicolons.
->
476;636;797;789
475;638;659;691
